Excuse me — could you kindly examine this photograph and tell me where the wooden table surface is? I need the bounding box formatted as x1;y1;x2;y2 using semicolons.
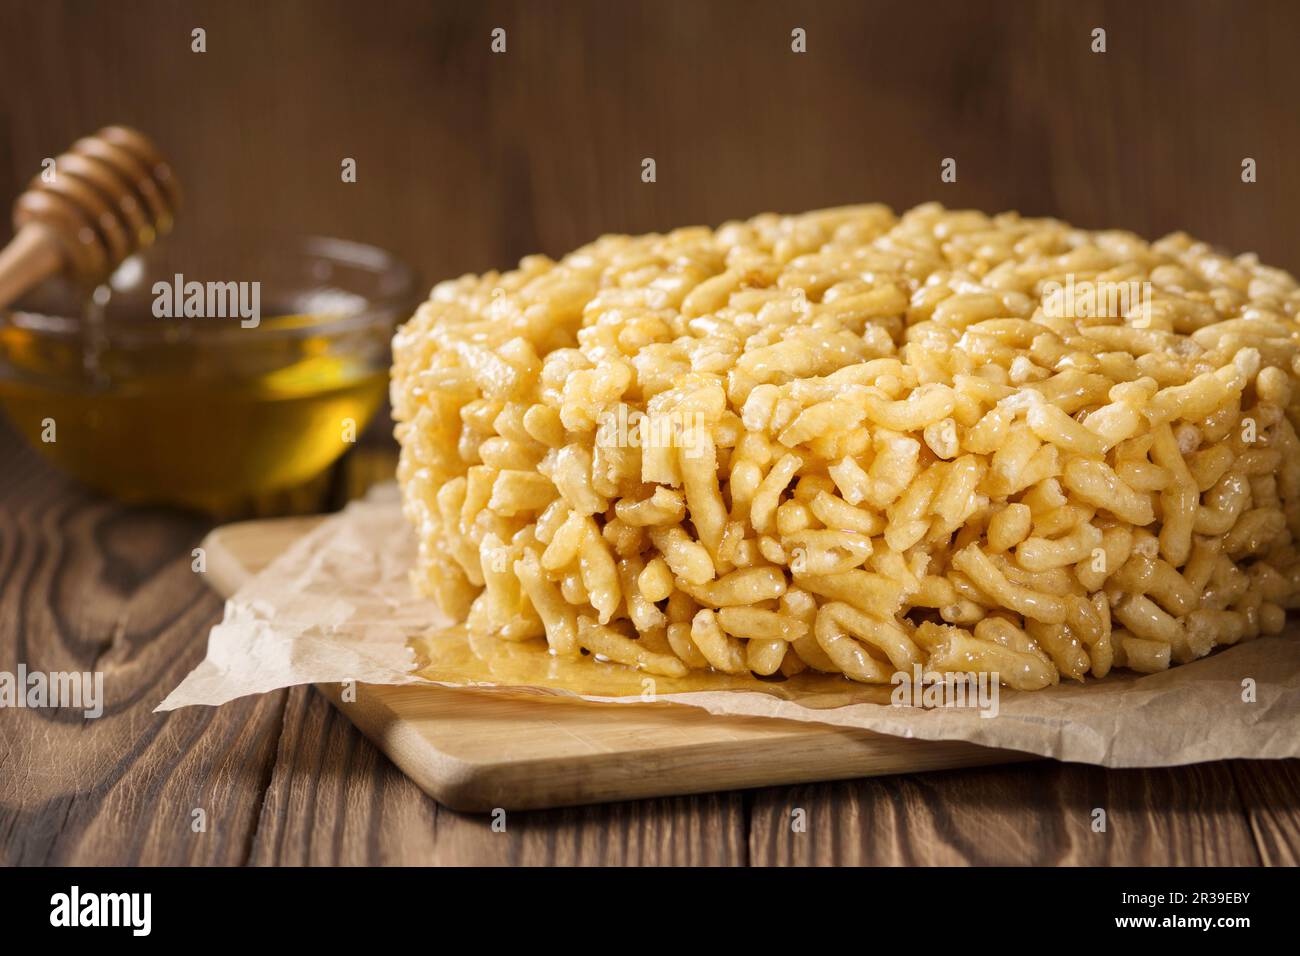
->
2;418;1298;866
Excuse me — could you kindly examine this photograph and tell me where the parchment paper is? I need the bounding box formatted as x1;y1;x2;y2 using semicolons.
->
159;484;1300;767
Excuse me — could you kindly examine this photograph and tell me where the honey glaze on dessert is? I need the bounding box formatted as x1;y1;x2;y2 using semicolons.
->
409;625;896;707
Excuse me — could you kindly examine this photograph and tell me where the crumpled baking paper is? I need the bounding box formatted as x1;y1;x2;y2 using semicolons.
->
160;484;1300;767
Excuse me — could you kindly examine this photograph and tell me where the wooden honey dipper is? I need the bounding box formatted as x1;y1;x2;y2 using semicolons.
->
0;125;181;313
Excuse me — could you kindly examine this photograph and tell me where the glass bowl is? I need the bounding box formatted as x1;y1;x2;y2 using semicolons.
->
0;236;415;512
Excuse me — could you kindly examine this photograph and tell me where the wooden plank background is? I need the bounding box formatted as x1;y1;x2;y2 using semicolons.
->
3;0;1300;864
2;0;1298;286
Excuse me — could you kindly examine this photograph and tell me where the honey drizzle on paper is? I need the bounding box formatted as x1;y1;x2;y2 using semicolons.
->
409;626;895;708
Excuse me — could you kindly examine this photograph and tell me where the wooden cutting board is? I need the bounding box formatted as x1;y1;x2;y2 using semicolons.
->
201;517;1031;811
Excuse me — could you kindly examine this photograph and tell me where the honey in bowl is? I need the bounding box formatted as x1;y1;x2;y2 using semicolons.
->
0;237;414;512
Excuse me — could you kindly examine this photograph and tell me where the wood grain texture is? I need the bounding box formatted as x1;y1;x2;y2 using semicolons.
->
307;683;1031;813
248;685;748;865
200;516;1031;812
748;762;1263;866
4;0;1300;864
4;409;1298;864
2;0;1298;285
0;420;284;865
0;417;747;864
1231;760;1300;866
